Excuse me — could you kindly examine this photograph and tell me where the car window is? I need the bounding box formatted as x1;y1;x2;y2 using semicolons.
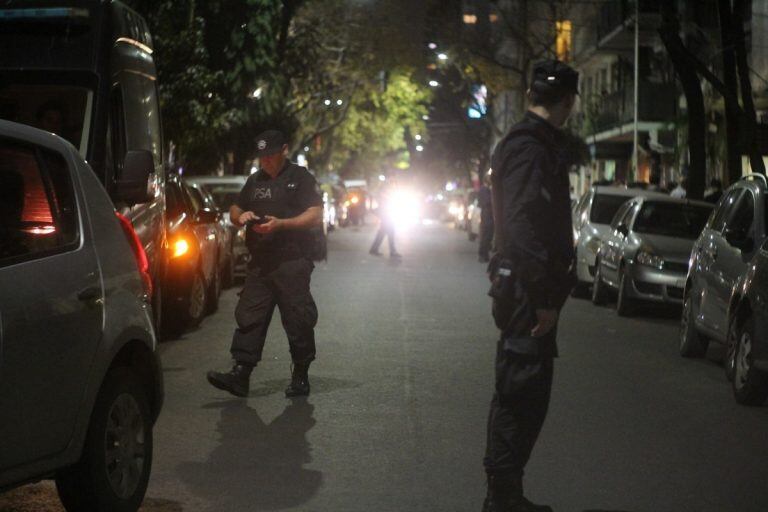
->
633;201;713;239
709;188;742;232
0;138;79;267
165;182;186;219
609;200;632;229
618;201;636;227
184;183;204;214
726;190;755;234
590;193;632;224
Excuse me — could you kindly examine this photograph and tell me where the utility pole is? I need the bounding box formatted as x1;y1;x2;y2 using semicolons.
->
632;0;639;182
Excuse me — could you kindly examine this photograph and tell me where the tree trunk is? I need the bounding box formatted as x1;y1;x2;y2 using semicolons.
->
659;4;707;199
718;0;742;184
733;0;765;174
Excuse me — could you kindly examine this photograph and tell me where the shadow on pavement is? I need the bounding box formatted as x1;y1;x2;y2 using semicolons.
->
178;398;321;511
0;482;183;511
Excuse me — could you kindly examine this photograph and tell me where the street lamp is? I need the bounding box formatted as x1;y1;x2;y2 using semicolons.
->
428;42;437;50
422;115;430;121
437;53;448;61
429;80;440;88
324;99;332;106
415;134;422;141
415;145;424;152
251;87;263;99
336;99;343;106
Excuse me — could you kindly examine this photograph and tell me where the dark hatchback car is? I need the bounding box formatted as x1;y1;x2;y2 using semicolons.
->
681;175;768;377
728;240;768;405
162;174;223;335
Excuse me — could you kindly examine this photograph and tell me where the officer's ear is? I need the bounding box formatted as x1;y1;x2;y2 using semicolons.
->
282;144;289;156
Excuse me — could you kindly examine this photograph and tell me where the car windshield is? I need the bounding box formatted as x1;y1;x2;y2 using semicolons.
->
590;193;632;224
1;82;94;157
633;202;713;239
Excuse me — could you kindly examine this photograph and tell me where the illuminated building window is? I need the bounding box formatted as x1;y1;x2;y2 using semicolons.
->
489;13;499;23
556;20;572;62
463;13;477;24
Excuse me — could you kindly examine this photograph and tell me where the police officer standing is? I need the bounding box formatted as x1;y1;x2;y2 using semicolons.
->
482;61;578;512
207;130;323;398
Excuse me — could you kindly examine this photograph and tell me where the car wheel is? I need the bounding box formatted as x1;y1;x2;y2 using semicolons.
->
222;252;235;289
616;266;634;317
56;368;152;512
733;316;768;405
187;270;207;327
591;258;608;306
206;265;221;314
680;291;708;357
725;316;739;382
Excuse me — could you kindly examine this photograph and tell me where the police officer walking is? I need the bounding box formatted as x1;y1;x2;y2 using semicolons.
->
207;130;323;398
482;61;578;512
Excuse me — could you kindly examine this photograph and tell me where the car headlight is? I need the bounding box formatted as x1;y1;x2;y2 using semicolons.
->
636;250;664;269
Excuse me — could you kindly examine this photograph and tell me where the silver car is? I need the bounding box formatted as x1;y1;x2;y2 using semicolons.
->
0;120;163;511
592;196;713;316
572;186;666;292
185;175;249;278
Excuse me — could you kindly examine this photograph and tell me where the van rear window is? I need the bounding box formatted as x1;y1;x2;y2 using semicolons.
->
1;84;93;156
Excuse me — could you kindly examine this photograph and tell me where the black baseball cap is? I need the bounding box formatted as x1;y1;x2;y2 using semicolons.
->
531;60;579;96
255;130;287;157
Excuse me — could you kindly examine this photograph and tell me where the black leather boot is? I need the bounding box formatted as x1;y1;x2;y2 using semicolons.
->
206;363;252;397
285;362;310;397
481;474;553;512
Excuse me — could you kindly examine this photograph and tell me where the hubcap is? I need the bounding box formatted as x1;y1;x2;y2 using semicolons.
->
735;330;754;389
189;275;205;319
105;393;145;499
726;322;738;374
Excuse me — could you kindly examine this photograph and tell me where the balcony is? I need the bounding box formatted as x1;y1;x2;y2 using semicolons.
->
582;80;676;137
595;0;662;51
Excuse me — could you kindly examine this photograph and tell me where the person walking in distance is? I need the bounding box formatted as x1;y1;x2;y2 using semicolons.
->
207;130;323;398
483;60;578;512
478;173;494;263
369;179;401;258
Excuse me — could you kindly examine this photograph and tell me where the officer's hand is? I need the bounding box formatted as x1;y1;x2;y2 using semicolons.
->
252;215;283;234
238;211;258;226
531;308;558;338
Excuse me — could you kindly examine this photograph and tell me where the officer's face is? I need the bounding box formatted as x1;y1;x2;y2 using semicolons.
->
260;146;288;175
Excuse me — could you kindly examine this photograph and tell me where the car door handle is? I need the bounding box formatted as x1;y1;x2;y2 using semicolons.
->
77;286;101;301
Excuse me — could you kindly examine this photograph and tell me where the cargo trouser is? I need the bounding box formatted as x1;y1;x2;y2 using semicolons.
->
484;265;558;478
230;257;318;366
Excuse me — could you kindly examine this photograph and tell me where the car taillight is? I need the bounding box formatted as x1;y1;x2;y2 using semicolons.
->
115;212;153;298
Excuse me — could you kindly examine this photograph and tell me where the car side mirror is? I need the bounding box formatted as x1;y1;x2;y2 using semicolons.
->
725;227;753;252
115;150;154;204
195;209;218;224
616;224;629;237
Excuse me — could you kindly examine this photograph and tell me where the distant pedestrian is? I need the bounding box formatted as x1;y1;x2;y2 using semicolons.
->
671;178;687;199
483;60;578;512
478;175;494;263
207;130;323;398
369;180;401;258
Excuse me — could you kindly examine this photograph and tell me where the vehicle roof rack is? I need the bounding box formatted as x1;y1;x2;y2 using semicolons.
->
740;173;768;186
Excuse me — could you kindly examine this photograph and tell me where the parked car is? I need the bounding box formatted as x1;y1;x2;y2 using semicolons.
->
185;175;249;278
162;174;223;335
0;1;169;333
726;237;768;405
186;180;235;287
681;175;768;374
0;121;163;511
592;196;713;316
573;186;666;293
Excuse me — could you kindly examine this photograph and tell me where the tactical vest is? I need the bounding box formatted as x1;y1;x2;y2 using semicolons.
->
244;164;311;261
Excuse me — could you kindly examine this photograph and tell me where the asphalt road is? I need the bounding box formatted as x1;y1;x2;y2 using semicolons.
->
3;222;768;512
